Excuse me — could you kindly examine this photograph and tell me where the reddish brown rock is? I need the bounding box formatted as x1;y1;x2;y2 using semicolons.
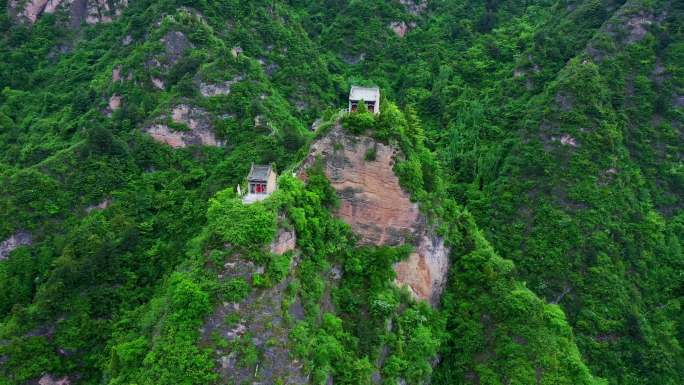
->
108;94;122;111
299;125;449;304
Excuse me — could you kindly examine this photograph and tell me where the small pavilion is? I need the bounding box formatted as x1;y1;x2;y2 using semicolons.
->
242;164;277;204
348;86;380;114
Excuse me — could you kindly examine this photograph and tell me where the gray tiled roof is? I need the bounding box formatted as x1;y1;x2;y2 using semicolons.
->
349;86;380;102
247;164;272;182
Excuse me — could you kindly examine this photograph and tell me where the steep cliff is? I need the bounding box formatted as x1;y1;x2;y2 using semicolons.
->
299;124;449;305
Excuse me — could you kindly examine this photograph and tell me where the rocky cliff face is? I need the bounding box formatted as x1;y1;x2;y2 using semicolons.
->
201;228;305;385
298;125;449;304
8;0;128;26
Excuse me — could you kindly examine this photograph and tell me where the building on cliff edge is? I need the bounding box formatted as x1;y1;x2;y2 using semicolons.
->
241;164;277;204
348;86;380;114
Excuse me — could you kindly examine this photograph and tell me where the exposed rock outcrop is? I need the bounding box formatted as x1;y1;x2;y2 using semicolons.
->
0;231;33;261
37;374;71;385
144;124;221;148
623;12;655;44
389;21;409;38
394;235;449;301
143;104;223;148
201;254;306;385
230;46;243;58
85;197;111;213
151;77;165;90
556;134;578;148
143;31;192;87
586;5;668;63
199;75;244;97
270;228;296;255
389;20;417;38
108;94;122;111
112;66;122;82
8;0;127;26
341;52;366;65
10;0;59;23
84;0;127;25
298;125;449;304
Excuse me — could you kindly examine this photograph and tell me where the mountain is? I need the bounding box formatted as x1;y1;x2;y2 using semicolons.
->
0;0;682;384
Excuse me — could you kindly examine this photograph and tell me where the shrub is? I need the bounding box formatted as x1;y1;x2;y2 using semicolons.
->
222;277;251;303
207;189;277;248
342;102;376;134
364;146;377;161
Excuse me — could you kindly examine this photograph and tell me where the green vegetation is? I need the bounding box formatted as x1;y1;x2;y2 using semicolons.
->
1;0;683;384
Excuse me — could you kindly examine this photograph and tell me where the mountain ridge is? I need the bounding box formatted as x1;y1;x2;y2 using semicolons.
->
0;0;682;384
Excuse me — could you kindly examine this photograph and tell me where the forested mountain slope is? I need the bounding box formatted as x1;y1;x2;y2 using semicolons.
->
0;0;681;384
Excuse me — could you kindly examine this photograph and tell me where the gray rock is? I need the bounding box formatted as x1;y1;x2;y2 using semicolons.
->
0;231;33;260
341;52;366;65
199;75;244;97
310;118;323;132
143;104;223;148
162;31;192;65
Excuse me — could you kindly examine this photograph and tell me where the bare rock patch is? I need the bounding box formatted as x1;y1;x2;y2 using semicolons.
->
270;228;296;256
10;0;60;23
201;255;306;385
151;77;165;90
143;104;223;148
0;231;33;261
341;52;366;65
10;0;128;25
199;75;244;97
37;374;71;385
108;94;122;111
112;65;122;82
389;21;413;38
144;123;222;148
554;134;579;148
231;46;243;58
624;13;653;44
85;197;111;213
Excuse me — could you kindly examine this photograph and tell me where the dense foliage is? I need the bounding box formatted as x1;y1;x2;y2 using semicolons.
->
1;0;682;384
